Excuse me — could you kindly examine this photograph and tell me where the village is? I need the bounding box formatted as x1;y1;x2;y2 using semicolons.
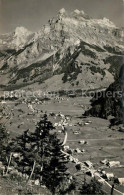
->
0;92;124;194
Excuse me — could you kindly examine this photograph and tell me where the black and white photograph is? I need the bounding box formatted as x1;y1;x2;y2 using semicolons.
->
0;0;124;194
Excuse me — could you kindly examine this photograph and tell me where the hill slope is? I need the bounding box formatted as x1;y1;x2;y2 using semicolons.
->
85;64;124;125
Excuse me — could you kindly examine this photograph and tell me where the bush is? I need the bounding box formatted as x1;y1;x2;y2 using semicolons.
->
80;178;106;195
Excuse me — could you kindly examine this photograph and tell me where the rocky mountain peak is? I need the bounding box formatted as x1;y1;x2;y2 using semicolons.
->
74;9;81;14
59;8;66;14
0;9;124;92
13;27;33;49
1;9;123;52
73;9;86;16
14;27;32;37
0;27;34;50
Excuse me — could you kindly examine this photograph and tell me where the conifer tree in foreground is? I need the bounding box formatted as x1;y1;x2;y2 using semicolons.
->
42;133;69;194
9;115;70;194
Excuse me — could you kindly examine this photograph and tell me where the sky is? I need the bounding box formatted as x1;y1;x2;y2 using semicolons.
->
0;0;124;34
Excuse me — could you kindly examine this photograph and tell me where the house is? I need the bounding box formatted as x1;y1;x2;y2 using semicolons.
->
100;159;108;165
101;170;106;175
73;131;80;135
75;148;82;154
88;121;92;123
78;140;87;145
117;178;124;185
107;161;120;167
84;122;90;125
72;158;79;164
84;161;93;168
64;145;70;150
105;173;114;180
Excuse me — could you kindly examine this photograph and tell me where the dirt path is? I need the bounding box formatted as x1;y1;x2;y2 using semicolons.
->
68;138;123;141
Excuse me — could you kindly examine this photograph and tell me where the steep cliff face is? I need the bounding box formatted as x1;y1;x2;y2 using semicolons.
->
0;9;124;91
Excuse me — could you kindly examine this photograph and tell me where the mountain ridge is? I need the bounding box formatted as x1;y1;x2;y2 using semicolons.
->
0;9;124;92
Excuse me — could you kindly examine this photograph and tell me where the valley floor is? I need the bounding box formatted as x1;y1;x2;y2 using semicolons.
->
0;96;124;194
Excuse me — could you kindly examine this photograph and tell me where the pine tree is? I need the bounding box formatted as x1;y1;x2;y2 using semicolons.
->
8;114;70;193
8;129;42;178
32;115;70;194
0;124;9;162
42;133;69;194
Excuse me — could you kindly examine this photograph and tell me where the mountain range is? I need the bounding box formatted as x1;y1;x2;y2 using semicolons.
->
0;8;124;92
